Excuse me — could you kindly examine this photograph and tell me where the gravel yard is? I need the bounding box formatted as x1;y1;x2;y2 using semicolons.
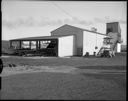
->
1;71;126;100
0;53;126;100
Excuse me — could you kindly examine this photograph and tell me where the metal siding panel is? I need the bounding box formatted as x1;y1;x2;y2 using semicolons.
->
83;31;105;55
51;25;83;56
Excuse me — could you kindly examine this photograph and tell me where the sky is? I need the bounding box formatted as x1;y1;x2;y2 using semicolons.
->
2;0;127;45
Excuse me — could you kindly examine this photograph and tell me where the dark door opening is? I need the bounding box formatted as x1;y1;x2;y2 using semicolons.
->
39;39;58;56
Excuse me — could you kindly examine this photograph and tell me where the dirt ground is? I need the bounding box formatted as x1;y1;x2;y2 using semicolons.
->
0;54;126;100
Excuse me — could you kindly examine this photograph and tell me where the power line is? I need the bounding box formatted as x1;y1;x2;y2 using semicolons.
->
50;1;74;19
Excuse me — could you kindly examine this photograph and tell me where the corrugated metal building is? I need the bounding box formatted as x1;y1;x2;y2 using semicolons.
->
51;24;107;56
9;22;121;57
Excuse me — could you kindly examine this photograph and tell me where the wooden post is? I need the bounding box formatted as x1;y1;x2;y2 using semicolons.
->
36;41;38;50
10;41;12;48
29;41;31;49
19;41;21;49
56;39;58;56
39;41;40;49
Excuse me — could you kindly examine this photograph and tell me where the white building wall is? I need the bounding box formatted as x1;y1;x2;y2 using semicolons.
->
58;35;74;57
83;31;105;55
117;43;121;53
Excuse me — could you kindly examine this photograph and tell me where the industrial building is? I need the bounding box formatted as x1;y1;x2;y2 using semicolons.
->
9;22;121;57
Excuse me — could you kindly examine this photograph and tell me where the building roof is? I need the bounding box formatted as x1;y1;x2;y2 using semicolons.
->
51;24;107;36
10;24;107;41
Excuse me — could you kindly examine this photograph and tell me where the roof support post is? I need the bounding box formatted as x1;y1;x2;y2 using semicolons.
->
10;41;12;48
29;41;31;49
36;41;38;50
39;41;40;49
19;41;21;49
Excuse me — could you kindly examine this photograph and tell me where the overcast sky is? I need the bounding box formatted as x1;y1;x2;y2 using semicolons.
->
2;0;127;45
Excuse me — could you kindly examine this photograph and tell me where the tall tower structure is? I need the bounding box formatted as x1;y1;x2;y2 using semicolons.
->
106;22;122;52
106;22;121;42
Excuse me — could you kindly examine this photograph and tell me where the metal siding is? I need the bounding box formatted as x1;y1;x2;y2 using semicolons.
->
83;31;105;55
51;25;83;56
117;43;121;53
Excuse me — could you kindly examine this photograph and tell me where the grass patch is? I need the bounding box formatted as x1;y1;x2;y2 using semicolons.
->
1;72;126;100
81;73;126;90
1;53;126;67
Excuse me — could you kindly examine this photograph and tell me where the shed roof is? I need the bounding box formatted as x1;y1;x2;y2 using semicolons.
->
10;36;59;41
10;35;73;41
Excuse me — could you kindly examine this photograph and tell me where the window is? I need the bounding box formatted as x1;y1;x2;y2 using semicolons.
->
31;41;36;49
40;40;57;49
21;41;30;49
12;41;20;49
107;28;113;34
40;40;50;49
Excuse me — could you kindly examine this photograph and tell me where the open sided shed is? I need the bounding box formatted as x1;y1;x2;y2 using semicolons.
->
10;35;74;57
